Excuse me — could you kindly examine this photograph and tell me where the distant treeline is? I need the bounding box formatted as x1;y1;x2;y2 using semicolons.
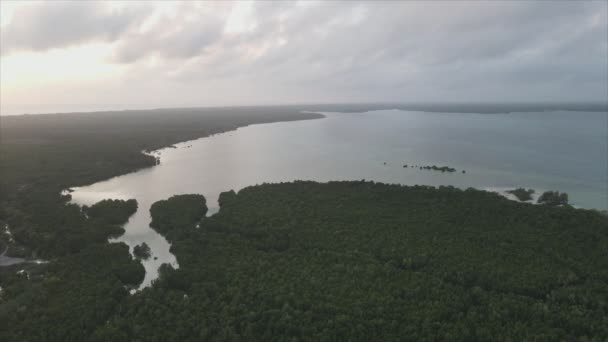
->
506;188;570;207
300;102;608;114
507;188;536;201
0;107;322;258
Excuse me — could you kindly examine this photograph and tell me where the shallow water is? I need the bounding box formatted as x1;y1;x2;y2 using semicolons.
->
0;255;26;267
69;109;608;287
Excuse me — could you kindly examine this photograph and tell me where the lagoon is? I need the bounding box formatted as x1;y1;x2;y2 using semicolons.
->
69;109;608;287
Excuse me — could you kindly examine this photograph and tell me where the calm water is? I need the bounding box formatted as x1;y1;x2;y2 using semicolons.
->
69;109;608;288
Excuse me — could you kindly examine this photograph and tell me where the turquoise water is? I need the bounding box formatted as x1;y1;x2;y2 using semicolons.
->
69;109;608;287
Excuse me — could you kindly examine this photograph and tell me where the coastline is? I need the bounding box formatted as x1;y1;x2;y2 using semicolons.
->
10;107;602;290
64;111;326;192
62;112;327;289
63;111;327;197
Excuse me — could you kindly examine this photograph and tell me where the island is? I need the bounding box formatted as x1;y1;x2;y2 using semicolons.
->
83;199;138;225
421;165;456;172
404;163;461;173
133;242;151;260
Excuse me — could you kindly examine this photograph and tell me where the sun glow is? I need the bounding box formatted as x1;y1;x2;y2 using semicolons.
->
1;43;125;88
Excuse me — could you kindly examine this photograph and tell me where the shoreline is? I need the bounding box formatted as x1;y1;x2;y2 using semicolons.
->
62;112;327;290
64;112;326;192
64;112;328;196
59;109;604;289
3;102;606;117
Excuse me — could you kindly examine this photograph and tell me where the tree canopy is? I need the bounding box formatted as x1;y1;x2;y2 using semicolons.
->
92;182;608;340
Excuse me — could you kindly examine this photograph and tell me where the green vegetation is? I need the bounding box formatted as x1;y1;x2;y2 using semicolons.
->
83;199;138;225
507;188;535;202
538;191;569;206
1;198;137;258
0;199;143;341
40;181;606;341
133;242;151;260
149;194;207;241
0;108;321;258
2;181;607;340
1;106;607;340
0;108;320;341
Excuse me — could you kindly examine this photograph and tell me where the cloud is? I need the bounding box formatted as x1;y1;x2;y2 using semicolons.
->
109;2;229;63
0;2;149;55
1;0;606;106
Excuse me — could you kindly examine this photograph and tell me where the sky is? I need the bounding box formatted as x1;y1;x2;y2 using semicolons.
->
0;1;607;114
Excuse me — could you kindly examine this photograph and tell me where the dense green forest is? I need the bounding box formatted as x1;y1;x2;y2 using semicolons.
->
0;107;321;259
83;199;138;225
150;194;208;240
1;106;607;340
0;198;144;341
113;183;608;341
0;108;320;341
5;182;604;340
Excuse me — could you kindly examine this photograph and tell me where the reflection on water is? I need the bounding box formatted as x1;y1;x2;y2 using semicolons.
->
69;109;608;288
0;255;26;267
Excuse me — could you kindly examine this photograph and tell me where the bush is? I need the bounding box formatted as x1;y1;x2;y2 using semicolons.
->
538;191;569;206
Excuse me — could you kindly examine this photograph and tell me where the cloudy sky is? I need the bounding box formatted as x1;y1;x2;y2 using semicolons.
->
1;1;606;114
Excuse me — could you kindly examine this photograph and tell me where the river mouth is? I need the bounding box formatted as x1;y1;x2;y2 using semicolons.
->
66;109;608;288
68;181;181;289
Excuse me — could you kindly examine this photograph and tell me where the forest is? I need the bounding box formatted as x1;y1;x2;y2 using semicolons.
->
0;198;144;341
0;107;322;258
0;107;320;340
4;182;605;340
125;183;608;340
1;106;607;340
